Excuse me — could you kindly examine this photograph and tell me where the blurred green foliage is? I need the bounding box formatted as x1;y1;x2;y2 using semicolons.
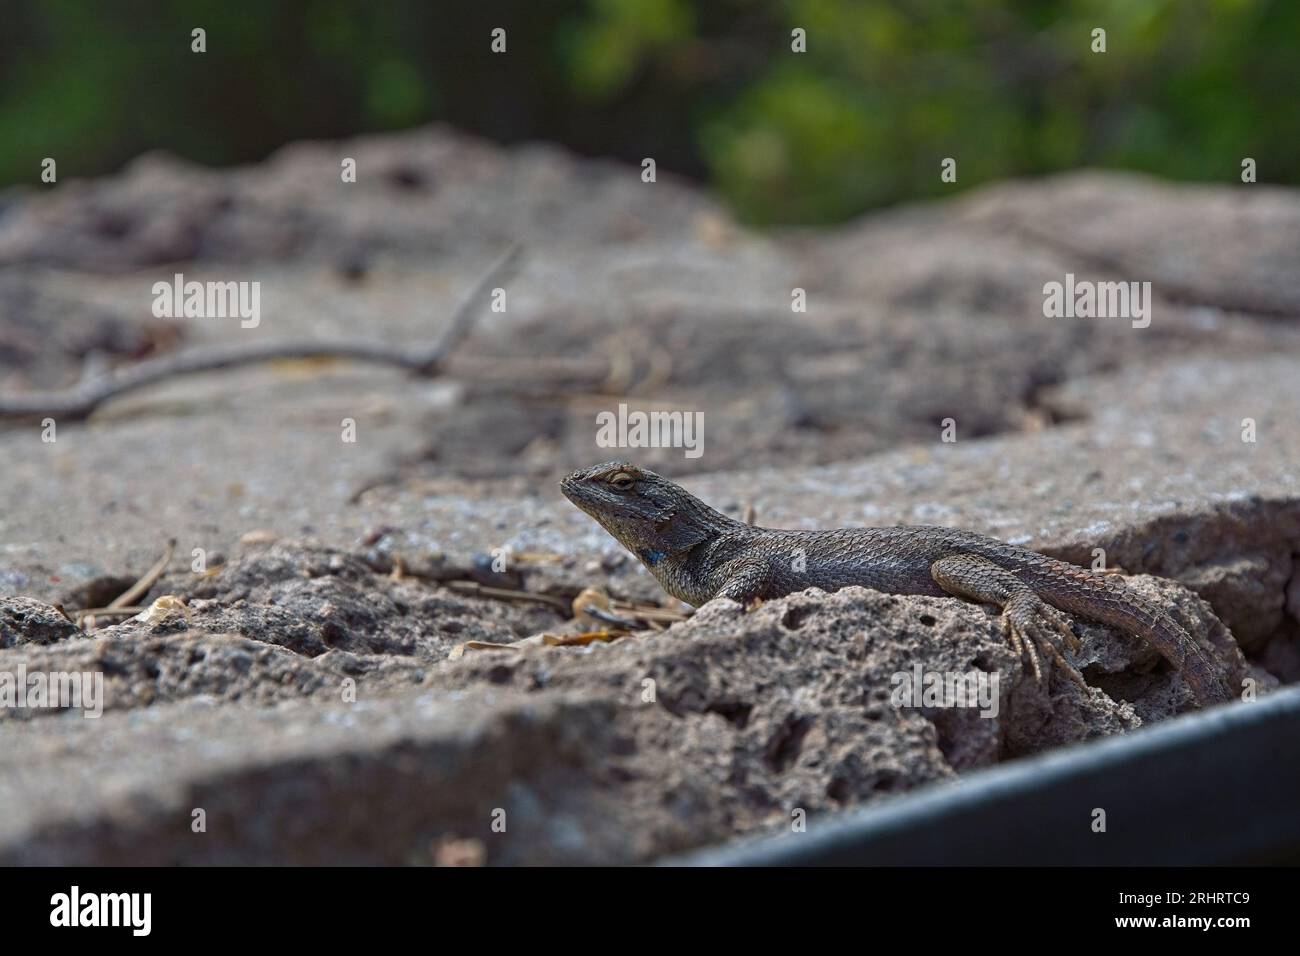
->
1;0;1295;224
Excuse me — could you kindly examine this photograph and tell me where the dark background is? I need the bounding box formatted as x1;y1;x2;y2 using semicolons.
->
2;0;1297;223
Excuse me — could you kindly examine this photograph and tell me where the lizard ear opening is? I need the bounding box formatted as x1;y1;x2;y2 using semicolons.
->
653;509;711;551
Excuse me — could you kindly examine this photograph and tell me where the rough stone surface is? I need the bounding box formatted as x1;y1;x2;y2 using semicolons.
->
0;127;1296;863
0;597;80;648
0;629;432;721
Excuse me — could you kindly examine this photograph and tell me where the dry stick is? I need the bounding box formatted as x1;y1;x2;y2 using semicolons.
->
106;538;176;609
74;607;147;625
575;603;640;629
444;580;571;613
611;604;691;623
0;243;523;422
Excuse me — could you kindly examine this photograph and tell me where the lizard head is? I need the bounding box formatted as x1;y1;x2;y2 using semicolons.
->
560;461;724;561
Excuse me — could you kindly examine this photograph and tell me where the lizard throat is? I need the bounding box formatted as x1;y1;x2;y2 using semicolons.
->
637;547;667;566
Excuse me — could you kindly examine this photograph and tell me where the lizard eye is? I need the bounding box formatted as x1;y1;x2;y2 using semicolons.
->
608;472;635;490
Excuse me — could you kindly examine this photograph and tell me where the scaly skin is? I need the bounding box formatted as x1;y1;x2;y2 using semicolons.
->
560;461;1233;706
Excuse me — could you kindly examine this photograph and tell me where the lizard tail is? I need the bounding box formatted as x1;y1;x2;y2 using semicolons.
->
1037;567;1232;706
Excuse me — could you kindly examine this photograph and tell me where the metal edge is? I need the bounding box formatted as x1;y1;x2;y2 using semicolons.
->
670;685;1300;866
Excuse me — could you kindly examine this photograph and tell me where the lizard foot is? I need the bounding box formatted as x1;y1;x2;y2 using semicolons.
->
1042;604;1082;653
1001;596;1088;693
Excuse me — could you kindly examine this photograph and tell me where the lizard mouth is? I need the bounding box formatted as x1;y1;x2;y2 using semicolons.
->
560;473;627;529
559;474;595;511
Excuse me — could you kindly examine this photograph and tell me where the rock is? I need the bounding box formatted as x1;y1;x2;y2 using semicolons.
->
0;630;431;721
172;543;563;657
0;691;650;865
0;573;1233;862
958;172;1300;316
0;128;1294;864
0;597;80;648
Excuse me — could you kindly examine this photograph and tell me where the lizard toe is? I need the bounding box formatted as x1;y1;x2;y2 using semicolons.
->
1004;615;1044;684
1006;594;1092;693
1044;605;1082;653
1025;609;1090;694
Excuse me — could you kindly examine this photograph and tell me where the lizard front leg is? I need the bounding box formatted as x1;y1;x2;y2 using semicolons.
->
711;558;774;610
931;554;1086;690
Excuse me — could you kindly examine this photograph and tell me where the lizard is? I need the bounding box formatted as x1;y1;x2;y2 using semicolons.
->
560;460;1233;707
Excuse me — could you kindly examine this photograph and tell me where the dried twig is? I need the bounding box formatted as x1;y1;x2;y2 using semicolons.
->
0;243;522;422
611;603;691;623
445;589;690;658
74;606;146;625
443;580;571;613
541;629;628;647
574;602;639;629
448;628;631;659
107;539;175;609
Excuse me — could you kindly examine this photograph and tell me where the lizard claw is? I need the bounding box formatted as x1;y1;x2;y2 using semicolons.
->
1003;599;1088;693
1003;614;1044;684
1002;615;1026;659
1045;606;1082;653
